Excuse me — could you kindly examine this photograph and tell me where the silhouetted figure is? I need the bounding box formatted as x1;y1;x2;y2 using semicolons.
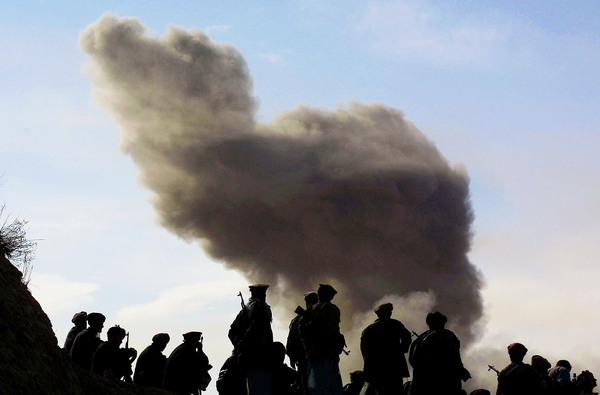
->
163;331;212;394
408;311;470;395
134;333;170;387
549;360;577;395
92;325;137;381
576;370;597;395
288;291;319;394
217;352;247;395
64;311;87;354
300;283;344;395
240;283;274;395
531;355;553;394
360;302;412;395
69;312;106;370
496;342;543;395
271;341;303;395
342;370;365;395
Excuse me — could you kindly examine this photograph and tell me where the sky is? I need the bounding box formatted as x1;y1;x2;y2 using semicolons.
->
1;1;600;393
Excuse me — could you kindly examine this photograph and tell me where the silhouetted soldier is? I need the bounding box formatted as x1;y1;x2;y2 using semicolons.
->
496;342;543;395
300;283;344;395
576;370;597;395
239;283;274;395
342;370;365;395
549;360;577;395
271;341;303;395
408;311;470;395
531;355;553;394
69;312;106;370
134;332;170;387
92;325;137;381
163;331;212;394
360;302;412;395
64;311;87;354
217;352;247;395
287;291;319;393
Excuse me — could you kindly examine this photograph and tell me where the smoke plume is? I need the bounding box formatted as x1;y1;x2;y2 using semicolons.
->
80;14;483;342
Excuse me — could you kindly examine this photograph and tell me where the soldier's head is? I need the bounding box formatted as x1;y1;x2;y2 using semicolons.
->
304;292;319;308
531;355;551;373
152;333;170;351
507;342;528;363
317;284;337;302
374;303;393;319
249;284;269;301
577;370;597;392
269;341;286;365
183;331;202;345
556;359;572;371
72;311;87;328
425;311;447;330
87;312;106;333
107;325;126;345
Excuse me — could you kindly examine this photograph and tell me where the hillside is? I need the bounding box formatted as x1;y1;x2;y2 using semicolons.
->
0;254;171;394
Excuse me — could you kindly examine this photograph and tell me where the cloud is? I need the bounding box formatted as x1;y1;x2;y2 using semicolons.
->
29;273;99;315
80;13;483;346
259;52;288;66
358;0;512;66
204;25;231;35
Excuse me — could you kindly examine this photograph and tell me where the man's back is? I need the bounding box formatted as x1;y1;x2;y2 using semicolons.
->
70;328;102;370
497;362;542;395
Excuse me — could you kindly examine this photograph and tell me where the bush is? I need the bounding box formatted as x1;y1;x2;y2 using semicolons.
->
0;204;37;284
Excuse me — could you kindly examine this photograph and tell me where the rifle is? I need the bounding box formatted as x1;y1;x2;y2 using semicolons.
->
488;365;500;376
412;331;420;338
237;291;246;309
294;306;307;316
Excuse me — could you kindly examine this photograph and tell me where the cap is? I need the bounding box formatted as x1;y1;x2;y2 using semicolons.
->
152;333;170;344
304;292;319;305
507;342;528;356
71;311;87;323
318;284;337;296
425;311;447;328
87;312;106;324
374;303;393;315
107;325;126;338
183;331;202;342
249;284;269;292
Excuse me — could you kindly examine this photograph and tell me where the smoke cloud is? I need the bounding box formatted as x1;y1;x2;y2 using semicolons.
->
80;14;483;342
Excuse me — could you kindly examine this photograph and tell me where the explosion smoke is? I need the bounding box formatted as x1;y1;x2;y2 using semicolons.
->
80;14;483;342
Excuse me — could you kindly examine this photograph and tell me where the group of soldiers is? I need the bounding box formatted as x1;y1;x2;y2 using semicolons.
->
490;343;597;395
63;312;212;394
62;283;599;395
218;283;471;395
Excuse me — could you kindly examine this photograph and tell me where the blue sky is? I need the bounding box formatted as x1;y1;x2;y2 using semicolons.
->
2;1;600;392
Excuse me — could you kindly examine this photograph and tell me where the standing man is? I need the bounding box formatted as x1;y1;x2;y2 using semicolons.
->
300;283;345;395
134;332;170;387
240;283;274;395
69;312;106;370
360;302;412;394
163;331;212;394
287;291;319;393
63;311;87;354
408;311;470;395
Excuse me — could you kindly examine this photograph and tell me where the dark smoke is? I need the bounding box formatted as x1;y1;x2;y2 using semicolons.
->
80;14;483;342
